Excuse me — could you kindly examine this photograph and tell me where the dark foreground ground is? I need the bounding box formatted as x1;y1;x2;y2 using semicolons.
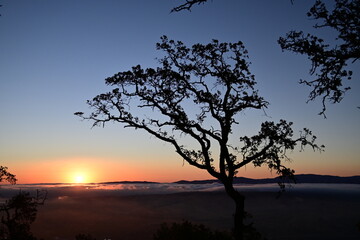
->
29;185;360;240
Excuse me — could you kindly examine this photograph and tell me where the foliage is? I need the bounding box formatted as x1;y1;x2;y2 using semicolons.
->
153;221;267;240
172;0;359;116
75;233;98;240
278;0;359;116
0;166;16;185
0;190;47;240
153;221;233;240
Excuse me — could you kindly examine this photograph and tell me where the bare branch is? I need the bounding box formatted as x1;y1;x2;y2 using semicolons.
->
171;0;209;12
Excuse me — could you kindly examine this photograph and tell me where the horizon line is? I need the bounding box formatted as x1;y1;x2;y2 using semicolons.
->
5;173;360;185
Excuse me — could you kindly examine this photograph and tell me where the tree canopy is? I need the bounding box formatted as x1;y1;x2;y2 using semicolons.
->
279;0;359;116
76;36;321;185
76;36;323;240
172;0;359;116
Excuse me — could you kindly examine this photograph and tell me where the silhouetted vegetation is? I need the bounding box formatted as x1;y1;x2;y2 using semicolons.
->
172;0;359;116
76;36;323;240
0;166;16;185
279;0;359;116
153;221;233;240
171;0;209;12
153;221;267;240
0;190;47;240
75;233;98;240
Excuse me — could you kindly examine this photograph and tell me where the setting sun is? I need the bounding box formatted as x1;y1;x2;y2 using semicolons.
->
74;174;85;183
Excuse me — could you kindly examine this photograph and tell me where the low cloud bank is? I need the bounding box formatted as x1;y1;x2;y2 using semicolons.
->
0;182;359;200
0;182;359;240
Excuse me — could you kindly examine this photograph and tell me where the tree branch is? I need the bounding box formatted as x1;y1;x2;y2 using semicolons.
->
171;0;209;12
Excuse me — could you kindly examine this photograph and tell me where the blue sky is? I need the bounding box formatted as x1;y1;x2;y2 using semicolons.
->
0;0;359;183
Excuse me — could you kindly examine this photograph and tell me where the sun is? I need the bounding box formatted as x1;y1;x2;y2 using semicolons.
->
74;174;85;183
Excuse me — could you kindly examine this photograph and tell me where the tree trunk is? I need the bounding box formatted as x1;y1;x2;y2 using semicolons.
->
224;182;245;240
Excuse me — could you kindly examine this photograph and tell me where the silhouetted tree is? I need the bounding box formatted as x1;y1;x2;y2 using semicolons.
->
279;0;359;116
0;190;47;240
172;0;359;116
0;166;16;185
76;36;322;240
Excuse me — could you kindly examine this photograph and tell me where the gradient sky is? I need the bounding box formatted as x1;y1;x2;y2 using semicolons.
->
0;0;359;184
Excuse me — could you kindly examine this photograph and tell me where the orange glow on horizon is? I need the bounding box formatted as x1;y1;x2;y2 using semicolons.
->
65;167;94;184
3;156;275;184
4;155;359;184
5;157;105;184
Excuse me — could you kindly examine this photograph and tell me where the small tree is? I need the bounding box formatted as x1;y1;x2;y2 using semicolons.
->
0;190;47;240
76;36;322;240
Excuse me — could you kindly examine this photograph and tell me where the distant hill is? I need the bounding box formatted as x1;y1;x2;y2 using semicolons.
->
174;174;360;184
293;174;360;184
